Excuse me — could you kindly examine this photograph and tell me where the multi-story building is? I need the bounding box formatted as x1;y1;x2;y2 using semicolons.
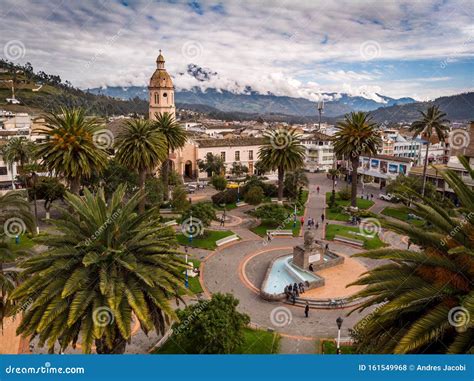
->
301;132;334;172
358;154;413;188
409;122;474;198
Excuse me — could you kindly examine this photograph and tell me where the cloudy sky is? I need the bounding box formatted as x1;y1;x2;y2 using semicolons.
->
1;0;473;101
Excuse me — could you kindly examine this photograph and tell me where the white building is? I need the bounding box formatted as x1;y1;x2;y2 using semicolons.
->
194;137;265;179
301;132;334;172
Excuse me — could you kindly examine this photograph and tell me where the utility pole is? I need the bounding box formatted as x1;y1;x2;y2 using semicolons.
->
317;99;324;131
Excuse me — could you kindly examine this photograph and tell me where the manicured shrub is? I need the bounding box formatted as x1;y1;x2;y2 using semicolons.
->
244;186;264;205
211;175;227;191
338;186;351;201
212;189;238;205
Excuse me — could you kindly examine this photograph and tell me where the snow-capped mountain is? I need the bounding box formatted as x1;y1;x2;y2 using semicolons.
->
87;64;415;117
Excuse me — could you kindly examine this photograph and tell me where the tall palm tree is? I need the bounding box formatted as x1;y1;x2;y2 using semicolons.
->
258;129;305;202
152;113;187;201
284;168;308;201
2;137;33;189
114;119;167;214
0;191;34;328
333;112;381;207
9;185;187;354
409;105;449;196
348;157;474;354
35;107;109;194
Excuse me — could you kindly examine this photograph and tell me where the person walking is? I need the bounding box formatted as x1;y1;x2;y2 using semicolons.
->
316;186;320;194
321;213;325;223
315;221;319;230
304;302;310;318
292;292;296;305
300;216;305;226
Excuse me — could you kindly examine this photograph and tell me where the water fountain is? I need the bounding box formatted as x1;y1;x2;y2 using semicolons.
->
260;230;344;301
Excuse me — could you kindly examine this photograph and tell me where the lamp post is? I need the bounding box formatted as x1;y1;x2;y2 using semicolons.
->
189;210;193;243
336;316;343;354
317;99;324;131
293;204;297;228
31;171;39;234
184;245;189;289
237;182;240;203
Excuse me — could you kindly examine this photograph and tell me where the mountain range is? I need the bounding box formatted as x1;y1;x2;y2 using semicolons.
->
88;86;415;118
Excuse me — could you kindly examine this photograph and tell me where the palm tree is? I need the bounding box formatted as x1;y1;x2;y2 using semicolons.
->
114;119;167;214
0;191;34;327
258;129;305;202
348;157;474;354
152;113;187;201
333;112;381;207
3;137;33;185
35;107;109;194
409;105;449;196
284;168;308;201
9;185;187;354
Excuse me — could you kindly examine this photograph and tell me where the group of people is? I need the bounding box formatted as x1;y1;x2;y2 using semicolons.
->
284;282;306;304
362;193;374;200
301;213;325;230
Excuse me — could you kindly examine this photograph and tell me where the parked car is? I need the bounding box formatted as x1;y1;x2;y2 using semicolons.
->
186;184;197;194
379;193;400;202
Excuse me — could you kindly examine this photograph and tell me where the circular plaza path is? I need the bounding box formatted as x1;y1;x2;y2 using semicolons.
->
199;173;409;350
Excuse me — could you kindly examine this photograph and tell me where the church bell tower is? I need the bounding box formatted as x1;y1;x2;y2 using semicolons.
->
148;50;176;120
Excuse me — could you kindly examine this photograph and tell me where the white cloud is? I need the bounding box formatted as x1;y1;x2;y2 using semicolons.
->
0;0;472;100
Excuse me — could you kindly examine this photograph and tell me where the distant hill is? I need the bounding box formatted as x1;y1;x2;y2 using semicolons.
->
0;60;148;116
89;85;415;118
369;92;474;123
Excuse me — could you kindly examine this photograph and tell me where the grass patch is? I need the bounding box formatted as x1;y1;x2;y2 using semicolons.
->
325;192;374;221
185;259;203;294
176;230;236;250
381;207;425;227
7;234;35;252
153;327;280;354
321;340;355;354
251;220;301;237
325;224;386;250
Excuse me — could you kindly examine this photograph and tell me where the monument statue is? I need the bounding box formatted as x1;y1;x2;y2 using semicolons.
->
304;230;315;251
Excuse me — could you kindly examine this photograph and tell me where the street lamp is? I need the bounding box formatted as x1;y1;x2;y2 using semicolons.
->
184;245;189;289
237;182;240;203
189;210;193;243
293;204;297;228
317;99;324;131
336;316;343;354
31;172;39;234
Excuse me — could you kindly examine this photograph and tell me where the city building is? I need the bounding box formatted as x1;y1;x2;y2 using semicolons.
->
358;154;413;188
301;132;334;172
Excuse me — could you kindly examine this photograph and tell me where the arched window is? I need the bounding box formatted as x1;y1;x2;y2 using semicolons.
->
163;92;167;104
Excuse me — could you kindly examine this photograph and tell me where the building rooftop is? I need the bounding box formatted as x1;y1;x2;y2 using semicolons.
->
362;154;412;163
196;137;265;148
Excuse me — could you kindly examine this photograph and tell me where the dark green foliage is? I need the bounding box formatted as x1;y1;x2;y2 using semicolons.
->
172;293;250;354
211;175;227;191
338;186;351;201
244;186;264;205
171;184;190;212
211;189;238;205
181;202;216;227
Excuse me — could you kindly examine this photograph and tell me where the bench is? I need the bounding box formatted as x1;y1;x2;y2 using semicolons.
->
159;208;173;214
270;197;287;203
216;234;239;246
236;201;248;207
334;235;364;247
267;229;293;236
164;220;178;227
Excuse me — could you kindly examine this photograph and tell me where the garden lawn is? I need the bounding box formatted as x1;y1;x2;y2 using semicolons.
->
381;206;424;227
251;220;301;237
7;234;35;252
325;192;375;221
153;328;280;354
176;230;236;250
325;224;386;250
213;202;237;211
187;259;203;294
321;340;355;354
